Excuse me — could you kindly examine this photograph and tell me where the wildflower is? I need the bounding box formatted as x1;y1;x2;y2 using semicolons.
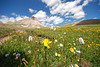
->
28;46;30;48
11;40;12;43
54;28;56;31
55;40;57;42
76;39;78;41
69;64;74;67
47;46;50;49
58;54;61;57
5;54;9;57
13;53;16;56
55;52;58;56
16;53;20;57
60;36;63;38
76;50;81;53
77;59;79;62
28;50;31;54
75;64;79;67
37;26;40;29
74;52;76;54
70;48;74;52
51;26;53;30
22;58;25;61
79;38;85;44
73;43;76;45
43;39;52;47
88;45;90;47
15;56;18;60
28;36;32;42
74;47;76;50
37;49;39;51
59;43;63;47
64;32;66;34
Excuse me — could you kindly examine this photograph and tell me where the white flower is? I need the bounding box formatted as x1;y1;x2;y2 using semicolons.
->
13;53;16;56
64;32;66;34
55;40;57;42
74;52;76;54
54;28;56;31
28;50;31;54
79;38;85;44
28;36;32;42
77;59;79;62
5;54;9;57
37;26;40;29
74;47;76;50
60;37;63;38
76;50;81;53
73;43;76;45
15;56;18;60
55;52;58;56
75;64;79;67
59;43;63;47
16;53;21;57
28;46;30;48
51;26;53;30
69;64;74;67
22;58;25;61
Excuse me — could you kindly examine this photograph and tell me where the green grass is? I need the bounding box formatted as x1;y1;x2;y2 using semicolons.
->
0;25;100;67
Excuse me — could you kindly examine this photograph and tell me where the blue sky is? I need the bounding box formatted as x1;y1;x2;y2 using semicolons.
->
0;0;100;26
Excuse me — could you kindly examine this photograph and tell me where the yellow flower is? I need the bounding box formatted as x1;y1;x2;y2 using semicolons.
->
70;48;74;52
58;54;61;57
44;39;52;47
88;45;90;47
47;46;50;49
57;45;59;47
11;40;12;43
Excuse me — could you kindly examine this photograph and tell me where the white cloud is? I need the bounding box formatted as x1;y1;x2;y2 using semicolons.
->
33;10;47;22
46;16;64;24
33;10;64;25
0;14;29;23
42;0;93;19
82;0;93;6
93;17;97;19
29;8;37;13
16;16;23;21
16;16;29;21
0;16;9;23
9;17;15;22
41;0;61;7
11;13;19;16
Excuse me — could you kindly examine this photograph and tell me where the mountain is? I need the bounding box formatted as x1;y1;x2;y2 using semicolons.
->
0;21;3;24
72;19;100;26
6;16;42;28
64;19;100;26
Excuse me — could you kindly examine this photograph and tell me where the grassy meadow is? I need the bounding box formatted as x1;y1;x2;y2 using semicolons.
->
0;25;100;67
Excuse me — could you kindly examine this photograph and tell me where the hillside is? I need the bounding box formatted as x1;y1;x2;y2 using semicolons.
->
72;19;100;26
64;19;100;27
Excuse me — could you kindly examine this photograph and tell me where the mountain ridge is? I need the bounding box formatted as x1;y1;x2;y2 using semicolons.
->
6;16;42;28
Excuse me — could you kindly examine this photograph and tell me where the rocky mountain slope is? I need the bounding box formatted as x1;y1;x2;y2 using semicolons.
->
6;16;42;28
